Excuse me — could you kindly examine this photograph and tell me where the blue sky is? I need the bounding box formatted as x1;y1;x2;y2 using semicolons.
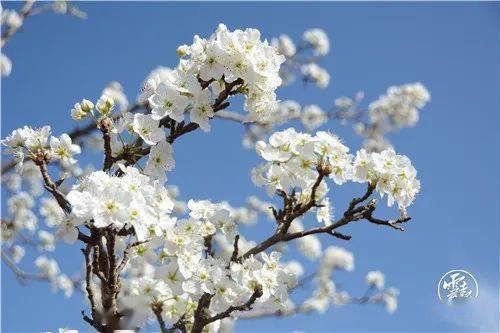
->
1;2;499;332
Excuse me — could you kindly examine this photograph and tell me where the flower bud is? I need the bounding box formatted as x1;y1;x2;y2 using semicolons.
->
96;95;115;115
80;99;94;113
71;99;94;120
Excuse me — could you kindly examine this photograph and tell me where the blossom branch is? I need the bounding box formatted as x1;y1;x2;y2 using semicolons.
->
33;155;71;213
240;167;328;260
242;177;408;262
1;102;145;174
117;239;149;274
164;78;244;143
204;286;263;325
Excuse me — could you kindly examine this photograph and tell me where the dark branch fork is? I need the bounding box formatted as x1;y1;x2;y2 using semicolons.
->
240;174;410;262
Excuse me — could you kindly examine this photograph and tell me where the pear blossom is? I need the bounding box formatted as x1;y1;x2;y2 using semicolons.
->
144;141;175;181
35;255;60;278
1;53;12;77
189;89;214;132
301;63;330;88
148;82;189;121
301;104;328;130
352;148;420;208
366;270;385;289
102;81;129;111
2;9;23;29
0;25;418;330
96;95;115;115
66;166;174;240
303;28;330;56
272;34;297;58
70;99;94;120
322;246;354;271
49;134;81;164
132;113;165;145
11;245;25;263
38;230;56;251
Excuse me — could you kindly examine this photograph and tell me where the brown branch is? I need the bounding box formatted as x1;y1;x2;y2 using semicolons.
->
204;286;263;326
214;110;253;123
240;168;328;260
102;229;118;319
92;245;108;283
117;239;149;274
81;244;104;331
191;293;213;333
229;235;240;264
152;304;169;333
345;183;375;216
237;304;310;319
204;235;214;258
238;287;389;320
34;156;71;213
365;215;410;231
99;118;114;171
241;180;408;261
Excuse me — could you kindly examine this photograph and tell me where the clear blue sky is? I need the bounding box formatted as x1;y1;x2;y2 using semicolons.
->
1;2;499;332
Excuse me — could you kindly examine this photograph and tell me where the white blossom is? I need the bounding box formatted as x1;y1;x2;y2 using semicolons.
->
70;99;94;120
132;114;165;145
144;141;175;181
1;53;12;77
2;9;23;29
303;28;330;56
67;166;174;240
50;134;81;164
366;270;385;289
301;63;330;88
301;104;328;130
148;82;189;122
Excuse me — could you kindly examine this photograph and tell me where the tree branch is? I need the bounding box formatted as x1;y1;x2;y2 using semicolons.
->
34;156;71;213
241;179;408;261
81;244;104;331
204;286;263;325
99;118;114;171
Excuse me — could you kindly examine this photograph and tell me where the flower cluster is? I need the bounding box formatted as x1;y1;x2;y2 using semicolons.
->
252;128;352;201
368;83;430;130
113;198;295;328
303;29;330;56
252;128;420;215
352;148;420;209
141;23;285;127
67;166;174;240
2;126;81;172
